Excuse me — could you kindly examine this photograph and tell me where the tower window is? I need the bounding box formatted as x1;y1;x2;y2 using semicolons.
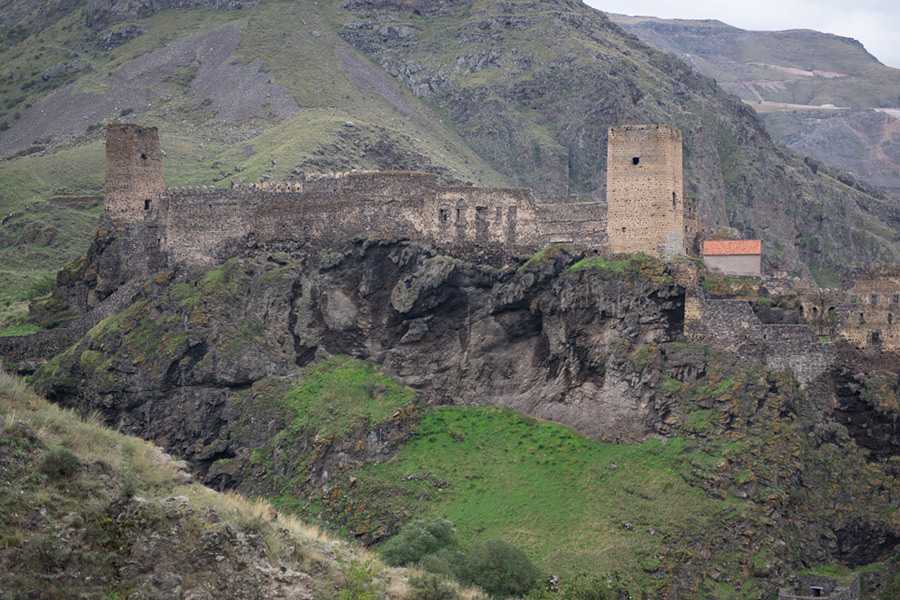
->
632;157;640;165
672;191;677;208
140;153;147;160
144;199;151;210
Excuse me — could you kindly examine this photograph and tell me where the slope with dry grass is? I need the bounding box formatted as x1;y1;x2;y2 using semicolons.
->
0;366;421;600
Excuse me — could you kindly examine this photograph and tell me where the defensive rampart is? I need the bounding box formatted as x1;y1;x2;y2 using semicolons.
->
684;293;835;386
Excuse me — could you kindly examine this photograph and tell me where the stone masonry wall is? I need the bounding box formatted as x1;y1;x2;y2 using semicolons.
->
104;124;165;228
778;574;860;600
535;201;606;246
799;270;900;351
606;124;684;258
685;292;835;386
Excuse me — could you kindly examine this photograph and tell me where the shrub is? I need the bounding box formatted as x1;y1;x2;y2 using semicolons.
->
406;573;458;600
381;518;460;567
461;540;540;598
27;274;55;300
40;448;80;479
338;557;385;600
418;548;467;580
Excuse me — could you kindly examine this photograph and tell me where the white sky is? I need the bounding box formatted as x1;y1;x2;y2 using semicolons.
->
583;0;900;69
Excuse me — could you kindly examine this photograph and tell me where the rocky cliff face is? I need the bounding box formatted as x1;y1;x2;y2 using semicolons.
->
30;235;900;596
84;0;260;30
36;237;686;450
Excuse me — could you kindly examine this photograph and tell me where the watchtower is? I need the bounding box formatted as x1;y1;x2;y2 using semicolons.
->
606;124;684;258
104;123;165;228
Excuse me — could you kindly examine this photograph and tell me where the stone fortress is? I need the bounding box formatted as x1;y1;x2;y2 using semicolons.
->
5;121;900;388
104;122;697;273
100;122;900;385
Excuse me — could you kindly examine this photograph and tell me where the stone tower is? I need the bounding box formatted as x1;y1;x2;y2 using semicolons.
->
606;124;684;258
104;123;165;228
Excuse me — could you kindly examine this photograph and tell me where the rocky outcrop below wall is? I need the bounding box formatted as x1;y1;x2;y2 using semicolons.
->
33;238;687;447
0;280;141;371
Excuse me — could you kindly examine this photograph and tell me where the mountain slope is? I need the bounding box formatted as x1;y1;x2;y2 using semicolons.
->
608;15;900;109
610;14;900;203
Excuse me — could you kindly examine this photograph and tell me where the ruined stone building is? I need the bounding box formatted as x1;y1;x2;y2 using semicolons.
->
103;122;703;275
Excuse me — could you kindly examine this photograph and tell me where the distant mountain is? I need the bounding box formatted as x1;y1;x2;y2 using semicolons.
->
610;14;900;200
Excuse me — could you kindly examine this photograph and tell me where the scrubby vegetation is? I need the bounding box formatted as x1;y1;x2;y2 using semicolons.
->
0;367;410;599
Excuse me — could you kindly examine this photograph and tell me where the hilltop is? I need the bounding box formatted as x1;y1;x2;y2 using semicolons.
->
610;14;900;200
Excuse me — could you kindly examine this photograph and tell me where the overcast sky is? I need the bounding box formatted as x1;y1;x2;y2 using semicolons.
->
583;0;900;69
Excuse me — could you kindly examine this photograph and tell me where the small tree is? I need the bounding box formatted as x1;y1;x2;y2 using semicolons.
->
462;539;541;598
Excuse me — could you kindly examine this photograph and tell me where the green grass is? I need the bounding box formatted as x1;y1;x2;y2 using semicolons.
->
283;356;416;438
318;406;739;582
810;266;840;289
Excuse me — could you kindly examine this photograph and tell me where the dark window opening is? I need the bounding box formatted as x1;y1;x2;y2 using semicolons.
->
439;208;450;223
870;293;881;305
622;227;626;233
859;313;866;325
889;313;894;325
456;209;462;221
632;157;640;165
144;199;151;210
892;294;900;304
871;331;881;345
140;153;147;160
811;306;818;316
672;191;677;209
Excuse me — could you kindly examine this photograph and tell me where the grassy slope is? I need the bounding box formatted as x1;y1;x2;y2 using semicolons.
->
347;407;730;579
0;366;410;599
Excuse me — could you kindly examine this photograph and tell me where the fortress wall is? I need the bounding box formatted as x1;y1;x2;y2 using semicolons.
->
838;274;900;349
606;124;684;258
431;187;540;247
535;202;606;245
250;189;427;245
685;293;833;386
163;191;251;267
799;272;900;350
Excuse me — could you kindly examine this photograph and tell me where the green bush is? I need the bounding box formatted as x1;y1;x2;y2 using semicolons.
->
461;539;540;598
40;448;80;479
381;518;460;567
406;573;458;600
418;548;467;580
338;557;385;600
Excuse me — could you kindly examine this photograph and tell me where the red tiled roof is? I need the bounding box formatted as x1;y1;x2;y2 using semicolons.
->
702;240;762;256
